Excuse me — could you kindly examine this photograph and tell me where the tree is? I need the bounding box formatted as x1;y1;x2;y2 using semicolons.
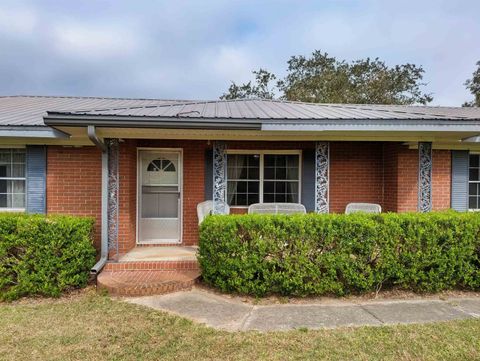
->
220;51;433;105
463;61;480;107
220;69;276;100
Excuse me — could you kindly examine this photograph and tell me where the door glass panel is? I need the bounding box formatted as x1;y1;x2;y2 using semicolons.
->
139;151;181;243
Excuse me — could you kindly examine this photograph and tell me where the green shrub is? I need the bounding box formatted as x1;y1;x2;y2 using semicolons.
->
0;213;96;301
199;211;480;297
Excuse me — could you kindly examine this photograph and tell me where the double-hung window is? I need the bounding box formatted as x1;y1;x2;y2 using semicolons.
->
0;148;26;210
469;154;480;210
226;151;301;206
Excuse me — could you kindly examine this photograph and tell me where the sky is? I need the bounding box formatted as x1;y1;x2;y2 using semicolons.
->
0;0;479;106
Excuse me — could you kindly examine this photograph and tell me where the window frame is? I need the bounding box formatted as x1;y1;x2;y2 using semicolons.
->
225;149;302;208
469;153;480;211
0;147;27;212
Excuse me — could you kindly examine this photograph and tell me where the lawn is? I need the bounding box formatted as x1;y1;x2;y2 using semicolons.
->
1;290;479;361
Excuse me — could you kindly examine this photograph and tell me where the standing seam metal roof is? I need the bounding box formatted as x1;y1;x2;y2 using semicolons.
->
1;96;480;127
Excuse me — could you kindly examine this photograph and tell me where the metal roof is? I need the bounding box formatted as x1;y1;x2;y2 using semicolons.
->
1;96;480;130
0;95;185;127
51;99;480;121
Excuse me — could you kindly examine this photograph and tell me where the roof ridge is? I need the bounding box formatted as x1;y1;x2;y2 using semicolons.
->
0;94;197;102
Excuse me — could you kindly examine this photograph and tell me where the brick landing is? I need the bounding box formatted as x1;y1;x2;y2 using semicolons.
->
97;270;200;297
97;246;201;297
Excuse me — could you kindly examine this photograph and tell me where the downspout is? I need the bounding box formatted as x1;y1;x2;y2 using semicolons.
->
88;125;108;275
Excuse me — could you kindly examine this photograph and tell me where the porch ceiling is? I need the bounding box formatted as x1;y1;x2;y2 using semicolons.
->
48;125;480;150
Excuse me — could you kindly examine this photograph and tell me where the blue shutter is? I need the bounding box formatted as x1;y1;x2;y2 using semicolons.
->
301;149;315;212
451;150;469;211
26;145;46;214
204;149;213;200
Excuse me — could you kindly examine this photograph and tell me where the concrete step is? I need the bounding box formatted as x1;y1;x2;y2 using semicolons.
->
97;269;200;297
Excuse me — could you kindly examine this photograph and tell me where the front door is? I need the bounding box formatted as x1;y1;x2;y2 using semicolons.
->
138;149;182;244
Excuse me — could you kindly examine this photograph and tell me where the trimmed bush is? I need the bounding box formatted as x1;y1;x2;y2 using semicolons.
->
0;213;96;301
199;212;480;296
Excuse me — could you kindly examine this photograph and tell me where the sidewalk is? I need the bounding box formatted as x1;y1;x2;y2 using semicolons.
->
126;289;480;332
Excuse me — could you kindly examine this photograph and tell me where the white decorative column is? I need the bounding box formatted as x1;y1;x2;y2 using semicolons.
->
212;141;227;214
418;142;432;212
315;141;330;213
107;138;119;258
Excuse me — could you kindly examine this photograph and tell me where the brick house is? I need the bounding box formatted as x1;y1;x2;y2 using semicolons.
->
1;95;480;295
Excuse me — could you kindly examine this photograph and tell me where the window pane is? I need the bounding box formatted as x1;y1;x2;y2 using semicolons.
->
12;164;25;178
12;150;25;163
236;193;247;206
264;193;274;203
275;167;286;179
264;181;274;193
262;154;300;204
247;193;259;204
469;196;478;209
470;183;478;196
0;149;26;209
470;155;479;168
286;167;299;180
286;193;299;203
248;182;259;193
248;167;259;179
470;168;479;181
12;194;25;208
264;167;275;179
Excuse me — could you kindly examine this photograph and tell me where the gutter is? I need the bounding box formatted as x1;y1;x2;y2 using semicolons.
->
44;113;262;130
88;126;109;276
0;126;70;139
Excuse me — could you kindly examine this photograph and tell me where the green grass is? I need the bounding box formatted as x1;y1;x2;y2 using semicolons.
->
1;291;479;361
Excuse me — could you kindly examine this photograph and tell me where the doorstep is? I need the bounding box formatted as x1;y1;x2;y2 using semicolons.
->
97;246;201;296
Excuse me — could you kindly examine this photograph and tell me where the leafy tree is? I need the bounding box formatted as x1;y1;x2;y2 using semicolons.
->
463;61;480;107
220;69;276;100
220;51;433;105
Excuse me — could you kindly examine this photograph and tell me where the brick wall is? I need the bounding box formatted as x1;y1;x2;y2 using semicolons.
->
45;141;452;251
329;142;384;213
46;146;102;249
382;144;452;212
432;150;451;210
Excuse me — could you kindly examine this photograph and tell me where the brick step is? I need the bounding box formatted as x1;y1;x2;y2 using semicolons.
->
104;260;199;272
97;270;200;297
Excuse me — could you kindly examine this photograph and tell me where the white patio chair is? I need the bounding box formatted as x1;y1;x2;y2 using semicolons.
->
197;200;230;224
248;203;306;215
345;203;382;214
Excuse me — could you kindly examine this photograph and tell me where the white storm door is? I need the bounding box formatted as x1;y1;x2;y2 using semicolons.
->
138;150;182;244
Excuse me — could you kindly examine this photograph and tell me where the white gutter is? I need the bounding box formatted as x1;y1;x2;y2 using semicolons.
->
261;121;480;132
0;126;69;138
88;126;108;276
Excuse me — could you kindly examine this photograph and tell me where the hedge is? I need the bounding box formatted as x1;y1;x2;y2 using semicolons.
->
0;213;96;301
199;211;480;296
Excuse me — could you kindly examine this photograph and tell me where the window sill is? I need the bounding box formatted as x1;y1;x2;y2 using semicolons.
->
0;208;26;213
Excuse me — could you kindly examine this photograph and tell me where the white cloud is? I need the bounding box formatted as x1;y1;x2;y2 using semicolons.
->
52;22;139;60
207;45;256;82
0;7;37;35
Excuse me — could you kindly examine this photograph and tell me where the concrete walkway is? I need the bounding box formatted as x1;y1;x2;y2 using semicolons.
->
126;289;480;332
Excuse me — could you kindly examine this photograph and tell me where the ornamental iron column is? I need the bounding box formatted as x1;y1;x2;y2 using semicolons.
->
418;142;432;212
315;141;330;213
212;141;227;214
107;138;119;259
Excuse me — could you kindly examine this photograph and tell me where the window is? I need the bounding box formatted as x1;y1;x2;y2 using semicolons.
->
147;158;176;172
469;154;480;209
226;152;300;206
0;149;26;210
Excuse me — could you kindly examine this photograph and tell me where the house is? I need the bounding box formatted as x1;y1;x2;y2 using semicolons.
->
1;95;480;295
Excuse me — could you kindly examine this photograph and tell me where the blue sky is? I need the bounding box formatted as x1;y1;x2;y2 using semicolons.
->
0;0;478;105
